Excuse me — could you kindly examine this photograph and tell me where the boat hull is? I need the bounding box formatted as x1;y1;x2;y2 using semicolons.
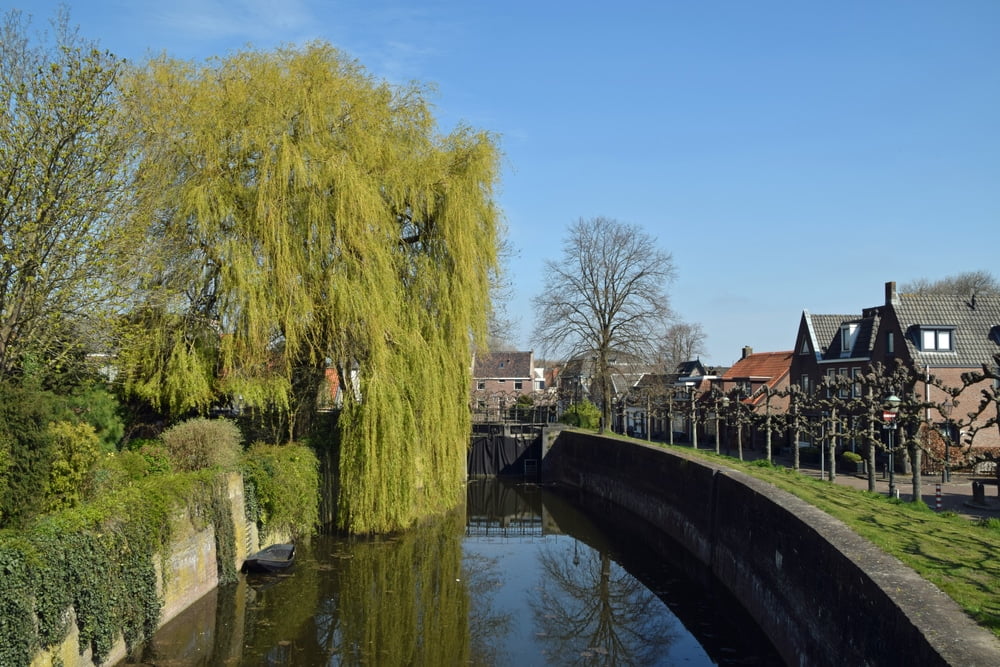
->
242;543;295;574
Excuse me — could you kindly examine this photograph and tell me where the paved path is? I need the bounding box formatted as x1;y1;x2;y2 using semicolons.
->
676;441;1000;520
775;452;1000;520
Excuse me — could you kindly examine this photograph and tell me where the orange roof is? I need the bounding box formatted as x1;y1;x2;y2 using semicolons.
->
721;351;793;385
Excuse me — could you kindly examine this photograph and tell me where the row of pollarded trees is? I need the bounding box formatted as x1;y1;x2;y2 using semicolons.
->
621;356;1000;504
1;9;503;533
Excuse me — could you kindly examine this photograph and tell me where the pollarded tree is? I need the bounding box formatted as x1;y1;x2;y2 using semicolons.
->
120;44;501;534
0;9;136;382
533;217;676;433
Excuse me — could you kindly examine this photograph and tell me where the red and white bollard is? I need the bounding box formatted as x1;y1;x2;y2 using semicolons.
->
935;483;942;512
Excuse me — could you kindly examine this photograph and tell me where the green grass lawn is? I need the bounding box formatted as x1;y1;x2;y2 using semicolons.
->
671;445;1000;637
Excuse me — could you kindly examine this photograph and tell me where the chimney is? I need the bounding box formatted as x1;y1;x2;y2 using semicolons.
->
885;281;898;306
742;345;753;359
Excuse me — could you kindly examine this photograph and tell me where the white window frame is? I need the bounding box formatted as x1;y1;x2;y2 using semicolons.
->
920;327;954;352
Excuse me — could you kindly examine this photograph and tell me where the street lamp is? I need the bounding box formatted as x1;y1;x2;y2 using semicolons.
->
941;400;954;483
883;394;902;498
720;395;731;456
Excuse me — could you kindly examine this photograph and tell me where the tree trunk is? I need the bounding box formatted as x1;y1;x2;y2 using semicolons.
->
765;410;772;463
827;412;837;483
910;442;922;504
867;425;877;493
793;423;800;471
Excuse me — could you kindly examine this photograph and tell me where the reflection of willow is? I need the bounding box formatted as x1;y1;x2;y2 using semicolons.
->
313;508;471;664
463;551;516;665
531;540;679;665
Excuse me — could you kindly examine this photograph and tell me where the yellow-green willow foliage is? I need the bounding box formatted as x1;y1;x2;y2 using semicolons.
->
121;44;501;533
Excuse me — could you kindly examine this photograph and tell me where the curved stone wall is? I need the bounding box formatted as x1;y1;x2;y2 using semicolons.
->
543;430;1000;666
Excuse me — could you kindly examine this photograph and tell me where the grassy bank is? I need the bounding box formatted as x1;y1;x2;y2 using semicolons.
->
668;444;1000;638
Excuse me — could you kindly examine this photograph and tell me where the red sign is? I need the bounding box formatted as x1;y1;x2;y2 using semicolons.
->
882;411;897;421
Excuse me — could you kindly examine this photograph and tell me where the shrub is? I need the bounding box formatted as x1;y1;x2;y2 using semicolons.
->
242;442;319;539
0;383;59;528
161;418;242;472
93;450;162;492
57;385;125;452
841;451;863;464
139;442;173;475
44;421;102;512
560;400;601;429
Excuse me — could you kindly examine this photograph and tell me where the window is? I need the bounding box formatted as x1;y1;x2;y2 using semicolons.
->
838;368;849;398
840;324;858;356
887;332;894;355
477;381;485;390
514;380;523;390
800;375;811;393
851;367;862;398
919;327;954;351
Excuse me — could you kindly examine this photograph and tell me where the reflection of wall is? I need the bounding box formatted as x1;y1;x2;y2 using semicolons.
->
544;432;1000;666
465;479;546;538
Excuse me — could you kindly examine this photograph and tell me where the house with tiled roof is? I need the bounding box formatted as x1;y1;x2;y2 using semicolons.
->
718;347;793;405
712;347;793;453
621;359;724;442
791;309;879;400
866;281;1000;452
471;351;534;418
792;281;1000;460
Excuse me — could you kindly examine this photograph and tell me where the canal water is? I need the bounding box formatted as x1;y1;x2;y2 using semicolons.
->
121;479;782;665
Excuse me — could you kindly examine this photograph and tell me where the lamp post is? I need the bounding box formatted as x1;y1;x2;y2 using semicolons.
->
941;400;953;483
721;396;731;456
883;394;901;498
713;392;722;454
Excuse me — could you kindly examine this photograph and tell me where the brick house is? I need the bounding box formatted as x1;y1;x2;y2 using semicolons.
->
791;281;1000;467
471;350;535;421
714;347;793;452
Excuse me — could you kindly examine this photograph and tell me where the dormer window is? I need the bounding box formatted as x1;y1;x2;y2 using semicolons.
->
840;323;858;357
919;326;955;352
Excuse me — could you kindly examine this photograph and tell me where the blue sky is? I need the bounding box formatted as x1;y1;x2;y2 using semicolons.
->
14;1;1000;366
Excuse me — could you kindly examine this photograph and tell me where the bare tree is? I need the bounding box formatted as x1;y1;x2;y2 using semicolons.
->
656;322;706;372
900;271;999;297
533;217;676;432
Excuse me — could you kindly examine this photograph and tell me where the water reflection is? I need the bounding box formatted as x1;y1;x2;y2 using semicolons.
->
121;480;780;665
531;543;679;664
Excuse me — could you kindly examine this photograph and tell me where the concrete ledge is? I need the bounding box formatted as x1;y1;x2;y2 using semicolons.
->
544;431;1000;666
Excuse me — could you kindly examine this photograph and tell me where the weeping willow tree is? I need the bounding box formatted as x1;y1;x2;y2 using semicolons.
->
119;43;501;533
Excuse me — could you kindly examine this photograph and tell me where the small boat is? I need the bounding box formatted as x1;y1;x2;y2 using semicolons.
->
242;543;295;574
